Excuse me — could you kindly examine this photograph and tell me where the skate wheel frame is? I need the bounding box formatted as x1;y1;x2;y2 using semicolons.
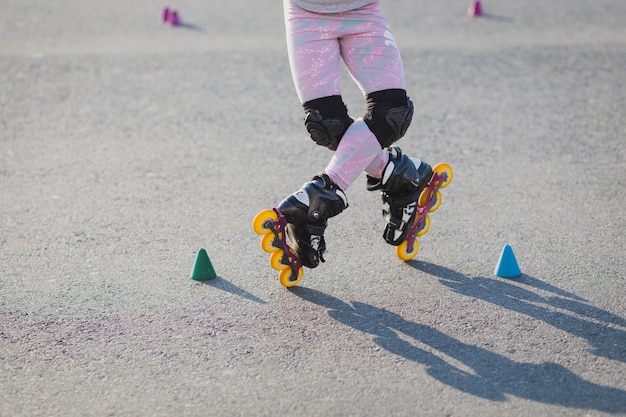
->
397;163;453;261
252;208;304;287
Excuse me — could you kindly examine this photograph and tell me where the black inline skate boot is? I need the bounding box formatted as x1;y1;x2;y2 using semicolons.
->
366;146;432;246
278;173;348;269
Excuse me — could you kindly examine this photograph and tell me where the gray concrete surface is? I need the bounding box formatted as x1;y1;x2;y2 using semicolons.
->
1;0;625;416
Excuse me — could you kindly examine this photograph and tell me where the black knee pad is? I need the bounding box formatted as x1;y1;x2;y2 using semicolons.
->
303;95;354;151
363;89;414;148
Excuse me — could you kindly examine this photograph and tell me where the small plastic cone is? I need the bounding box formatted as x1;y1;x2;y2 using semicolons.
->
468;0;483;17
190;248;217;281
494;244;521;278
161;7;171;24
170;10;181;26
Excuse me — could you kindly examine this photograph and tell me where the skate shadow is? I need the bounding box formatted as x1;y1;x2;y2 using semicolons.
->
408;261;626;363
199;276;266;304
289;287;626;413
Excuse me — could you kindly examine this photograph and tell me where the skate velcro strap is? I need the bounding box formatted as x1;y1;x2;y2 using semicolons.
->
384;193;417;207
306;223;327;235
387;216;402;229
385;213;412;243
366;176;383;191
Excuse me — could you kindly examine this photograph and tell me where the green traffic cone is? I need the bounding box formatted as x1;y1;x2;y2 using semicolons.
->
190;248;217;281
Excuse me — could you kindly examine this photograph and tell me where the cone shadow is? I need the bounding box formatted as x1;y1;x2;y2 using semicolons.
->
199;276;266;304
409;261;626;363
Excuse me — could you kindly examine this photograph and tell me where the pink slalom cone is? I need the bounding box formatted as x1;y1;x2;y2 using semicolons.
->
467;0;483;17
169;10;181;26
161;7;171;24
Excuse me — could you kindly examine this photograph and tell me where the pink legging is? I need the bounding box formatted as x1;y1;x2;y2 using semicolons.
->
284;0;409;191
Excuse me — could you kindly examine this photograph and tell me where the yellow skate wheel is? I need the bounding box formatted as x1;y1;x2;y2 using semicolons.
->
252;209;278;235
429;190;442;213
270;251;290;270
279;266;304;287
432;163;453;189
261;232;283;253
416;214;430;237
396;239;419;261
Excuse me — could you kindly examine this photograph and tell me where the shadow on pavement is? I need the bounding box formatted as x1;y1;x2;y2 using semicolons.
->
177;22;204;32
480;13;514;22
199;276;266;304
289;281;626;413
410;261;626;364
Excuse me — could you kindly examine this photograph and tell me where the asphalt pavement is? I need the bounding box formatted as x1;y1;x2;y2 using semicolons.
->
1;0;625;416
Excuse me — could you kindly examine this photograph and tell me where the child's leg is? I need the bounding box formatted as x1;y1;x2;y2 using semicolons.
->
339;2;407;94
330;3;433;246
281;3;351;267
284;1;343;103
324;119;384;191
324;2;410;189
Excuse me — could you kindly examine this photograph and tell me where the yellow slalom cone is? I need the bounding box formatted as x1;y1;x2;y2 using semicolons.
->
190;248;217;281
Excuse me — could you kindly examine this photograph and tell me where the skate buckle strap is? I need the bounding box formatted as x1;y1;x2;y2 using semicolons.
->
383;192;418;208
311;236;326;264
306;222;327;236
386;200;417;226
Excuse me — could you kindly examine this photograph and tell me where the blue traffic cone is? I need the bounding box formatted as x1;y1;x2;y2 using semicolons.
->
494;244;521;278
190;248;217;281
